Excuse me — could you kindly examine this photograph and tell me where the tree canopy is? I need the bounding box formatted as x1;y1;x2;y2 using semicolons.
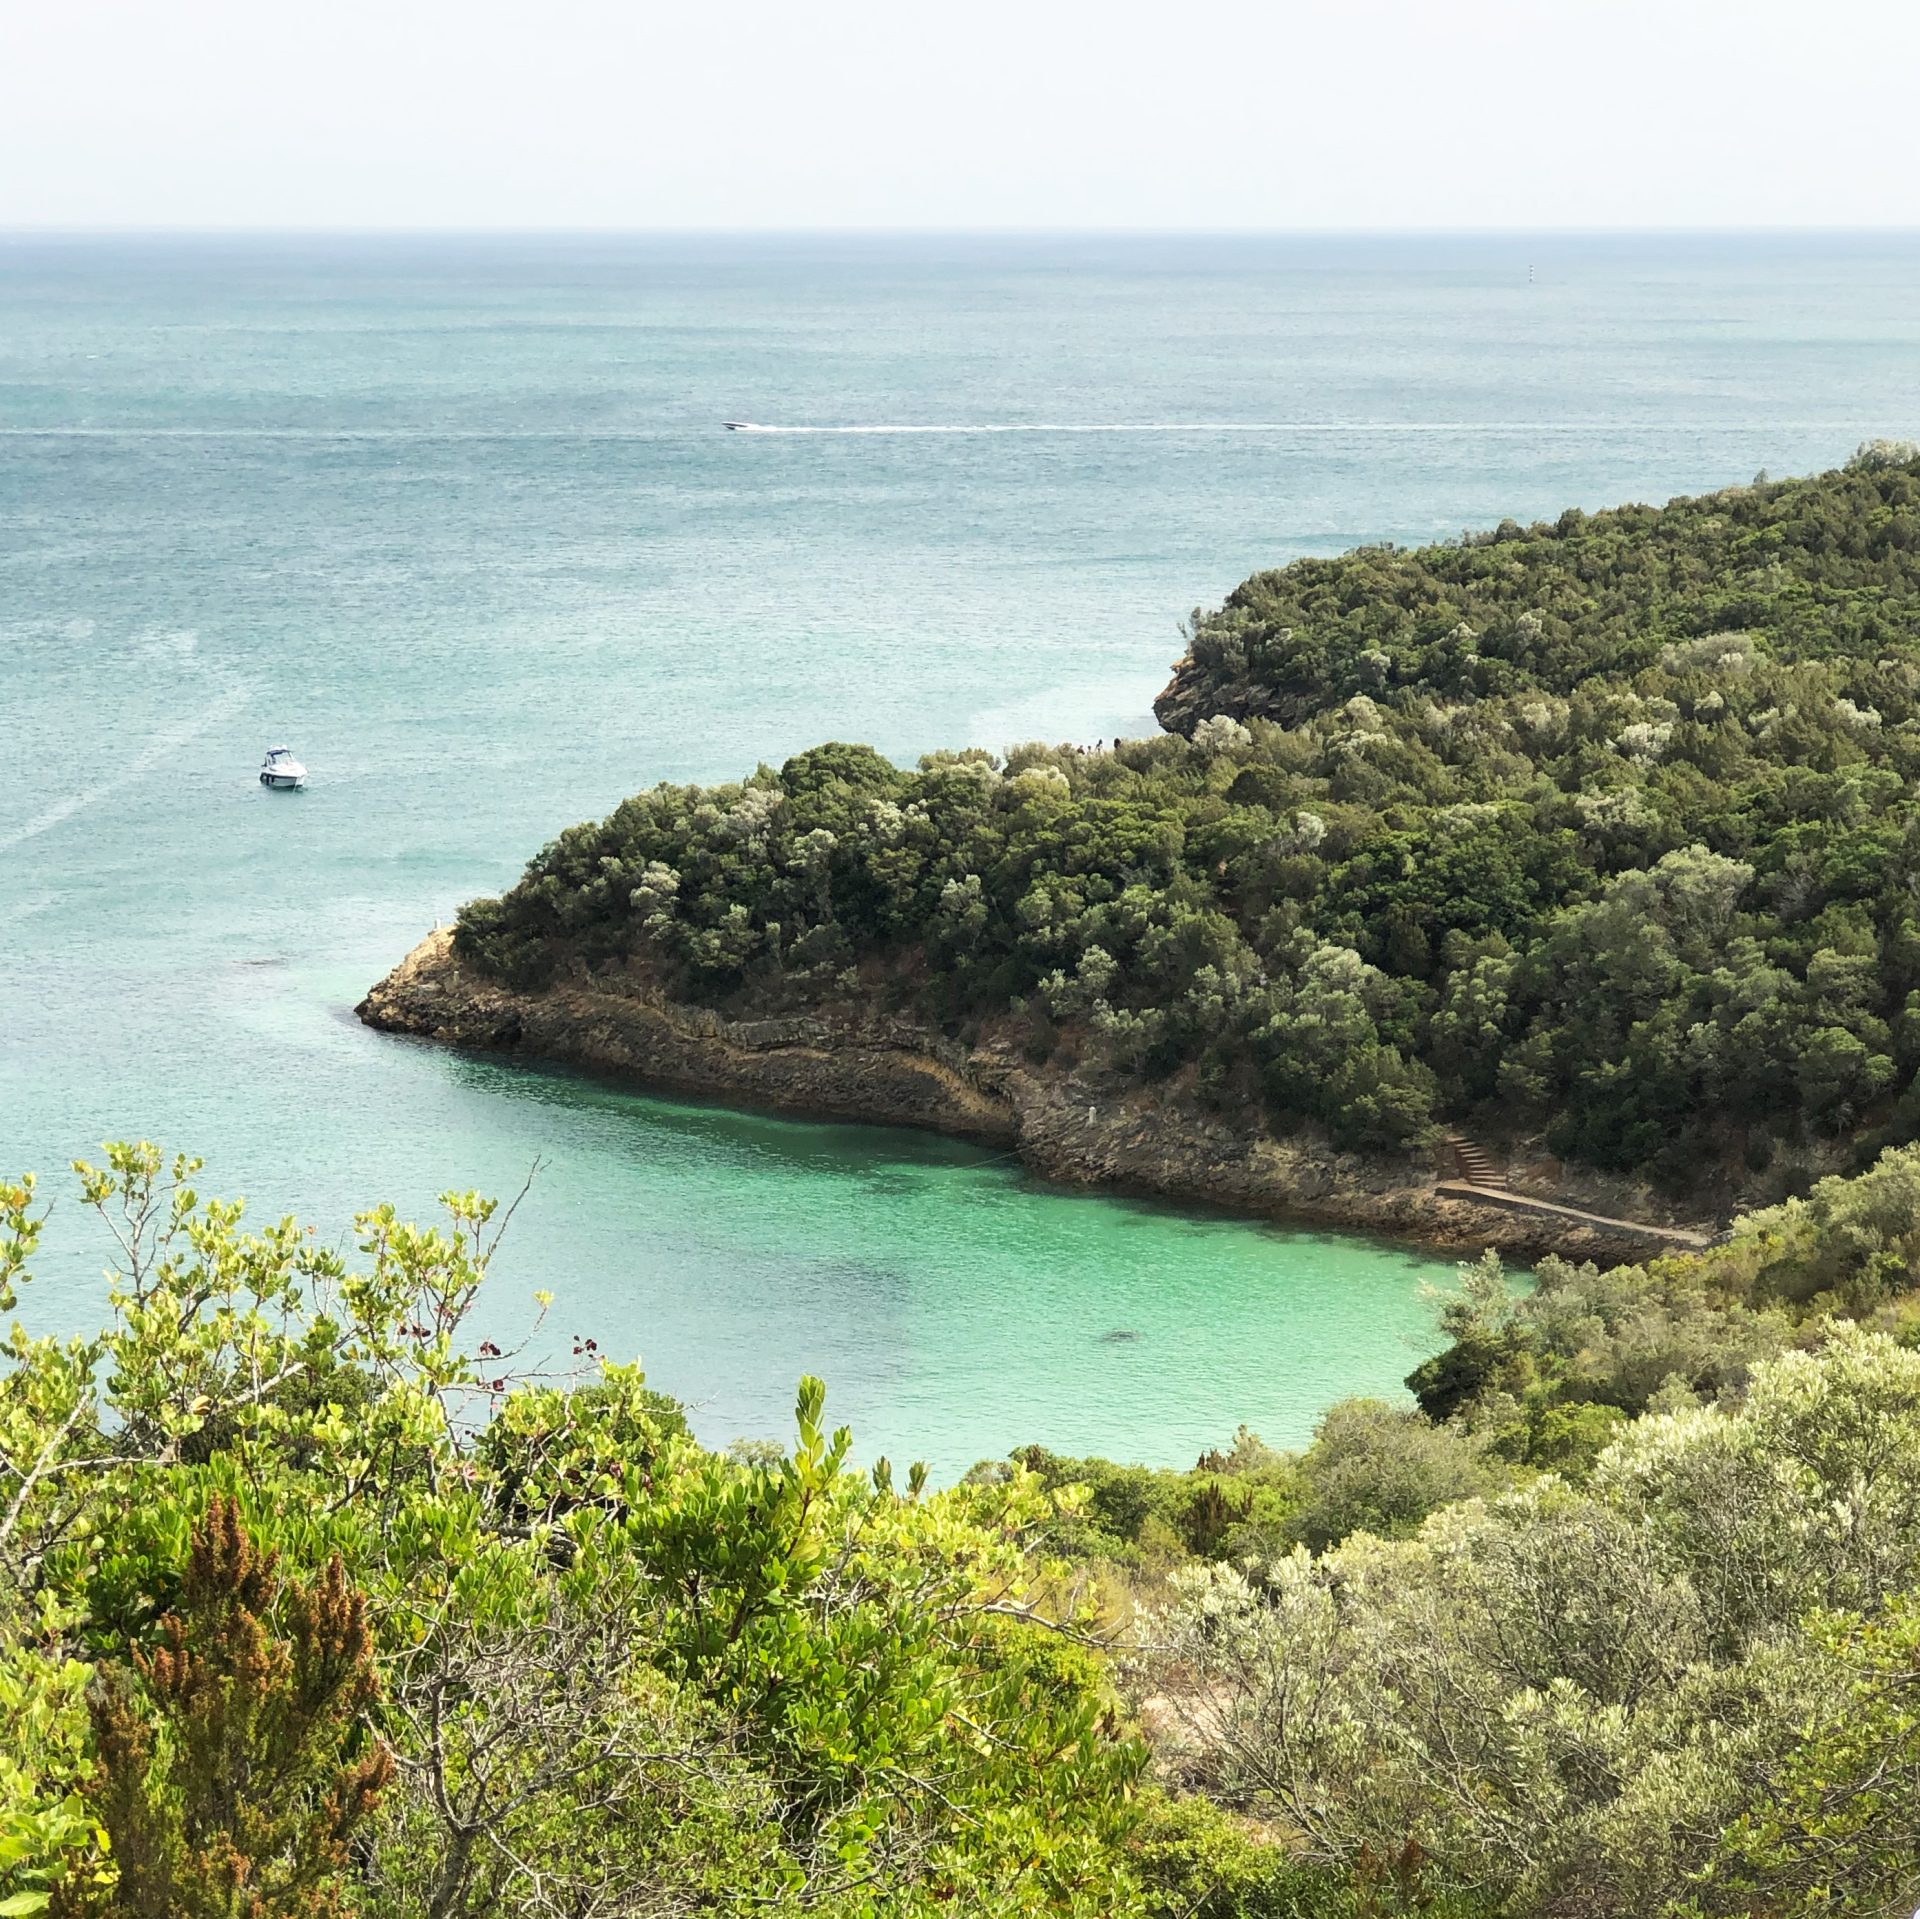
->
0;1149;1152;1918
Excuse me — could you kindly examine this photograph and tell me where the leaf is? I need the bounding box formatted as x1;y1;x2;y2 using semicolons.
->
0;1892;54;1916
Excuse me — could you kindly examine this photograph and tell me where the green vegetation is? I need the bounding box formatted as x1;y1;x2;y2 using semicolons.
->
1410;1137;1920;1468
31;451;1920;1912
1152;1322;1920;1918
455;450;1920;1196
1000;1404;1497;1567
0;1148;1152;1918
11;1143;1920;1915
1160;436;1920;726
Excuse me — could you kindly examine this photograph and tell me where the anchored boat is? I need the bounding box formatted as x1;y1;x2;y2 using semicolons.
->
259;746;306;790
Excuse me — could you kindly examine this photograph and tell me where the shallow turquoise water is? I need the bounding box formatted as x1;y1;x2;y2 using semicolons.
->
6;233;1918;1472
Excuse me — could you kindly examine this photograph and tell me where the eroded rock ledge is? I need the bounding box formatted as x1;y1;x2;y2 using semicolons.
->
358;931;1682;1265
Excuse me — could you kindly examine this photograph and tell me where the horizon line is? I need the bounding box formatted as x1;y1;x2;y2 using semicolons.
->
4;223;1920;241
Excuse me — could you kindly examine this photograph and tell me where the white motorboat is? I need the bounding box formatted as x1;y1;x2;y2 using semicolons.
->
259;746;306;790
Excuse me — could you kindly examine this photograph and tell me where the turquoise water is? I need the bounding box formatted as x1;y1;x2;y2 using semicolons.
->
6;233;1919;1473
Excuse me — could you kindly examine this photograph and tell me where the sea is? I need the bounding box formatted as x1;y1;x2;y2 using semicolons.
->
4;231;1917;1474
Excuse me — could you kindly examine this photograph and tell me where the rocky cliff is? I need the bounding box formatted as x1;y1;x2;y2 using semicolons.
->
358;931;1688;1265
1152;645;1258;737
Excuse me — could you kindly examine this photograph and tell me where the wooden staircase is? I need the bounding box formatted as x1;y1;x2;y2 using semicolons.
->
1445;1132;1508;1189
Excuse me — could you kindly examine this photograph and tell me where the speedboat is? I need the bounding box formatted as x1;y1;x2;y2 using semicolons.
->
723;420;757;431
259;746;306;790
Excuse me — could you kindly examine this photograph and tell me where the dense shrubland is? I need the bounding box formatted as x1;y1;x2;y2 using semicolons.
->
0;1148;1154;1918
1023;1146;1920;1915
456;450;1920;1198
1410;1136;1920;1470
10;1145;1920;1915
1000;1402;1499;1567
1151;1323;1920;1918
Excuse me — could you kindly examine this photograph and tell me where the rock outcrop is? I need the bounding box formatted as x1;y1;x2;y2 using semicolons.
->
357;930;1015;1143
1153;647;1260;737
359;931;1693;1265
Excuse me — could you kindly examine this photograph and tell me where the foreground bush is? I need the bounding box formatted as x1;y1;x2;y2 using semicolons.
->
10;1146;1920;1915
0;1149;1148;1917
1147;1325;1920;1916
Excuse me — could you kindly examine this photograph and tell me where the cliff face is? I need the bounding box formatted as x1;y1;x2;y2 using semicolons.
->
1152;647;1266;737
358;931;1678;1265
357;930;1016;1142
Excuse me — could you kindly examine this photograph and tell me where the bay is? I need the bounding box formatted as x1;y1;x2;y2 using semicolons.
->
5;232;1917;1472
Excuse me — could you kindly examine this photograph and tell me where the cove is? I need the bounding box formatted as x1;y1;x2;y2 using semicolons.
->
16;945;1461;1480
426;1052;1463;1478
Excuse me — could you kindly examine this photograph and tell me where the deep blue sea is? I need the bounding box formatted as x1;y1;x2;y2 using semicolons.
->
5;232;1917;1472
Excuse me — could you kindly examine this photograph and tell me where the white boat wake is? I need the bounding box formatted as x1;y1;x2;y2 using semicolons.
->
0;420;1857;440
0;683;251;853
720;419;1848;436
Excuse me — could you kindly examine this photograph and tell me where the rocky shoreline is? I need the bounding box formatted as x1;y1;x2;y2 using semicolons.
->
358;930;1705;1267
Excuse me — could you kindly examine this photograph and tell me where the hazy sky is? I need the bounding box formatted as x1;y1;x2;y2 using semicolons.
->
4;0;1916;230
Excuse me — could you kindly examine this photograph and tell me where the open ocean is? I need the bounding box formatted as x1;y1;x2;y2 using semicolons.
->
5;231;1917;1472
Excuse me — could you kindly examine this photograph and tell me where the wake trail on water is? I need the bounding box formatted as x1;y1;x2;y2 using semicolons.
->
0;421;1861;439
732;419;1849;436
0;684;251;853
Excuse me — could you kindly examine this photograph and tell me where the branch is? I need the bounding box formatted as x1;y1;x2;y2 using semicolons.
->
484;1160;543;1264
0;1397;111;1561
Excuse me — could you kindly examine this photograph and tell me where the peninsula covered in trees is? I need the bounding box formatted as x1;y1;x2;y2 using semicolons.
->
15;452;1920;1914
426;446;1920;1218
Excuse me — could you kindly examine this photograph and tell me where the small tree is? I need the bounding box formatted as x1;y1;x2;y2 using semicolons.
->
70;1496;390;1918
1289;1398;1496;1551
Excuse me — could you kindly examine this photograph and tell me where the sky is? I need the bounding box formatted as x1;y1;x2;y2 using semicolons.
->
2;0;1916;231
